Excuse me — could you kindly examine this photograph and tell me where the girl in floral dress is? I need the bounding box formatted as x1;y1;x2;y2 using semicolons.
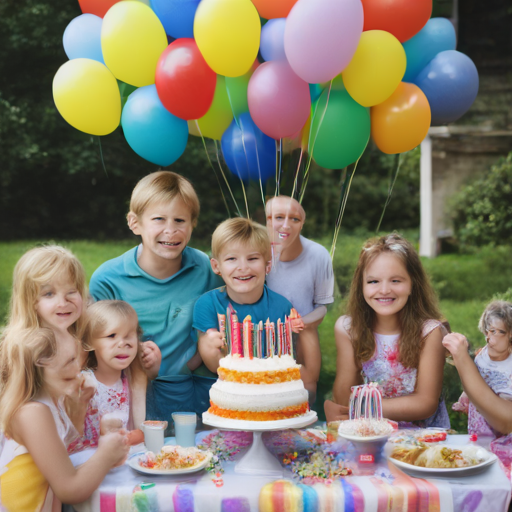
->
325;233;449;428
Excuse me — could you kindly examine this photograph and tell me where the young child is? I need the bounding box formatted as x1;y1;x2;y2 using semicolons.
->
0;328;129;511
265;195;335;404
445;300;512;437
68;300;157;454
324;233;450;428
89;171;222;424
194;217;302;375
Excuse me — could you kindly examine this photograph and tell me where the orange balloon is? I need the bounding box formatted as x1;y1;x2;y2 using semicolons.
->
78;0;122;17
251;0;298;19
371;82;431;154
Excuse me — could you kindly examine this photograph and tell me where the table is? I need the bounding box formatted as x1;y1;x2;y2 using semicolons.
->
70;429;511;512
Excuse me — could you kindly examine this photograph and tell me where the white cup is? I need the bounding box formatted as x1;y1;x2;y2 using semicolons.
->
141;420;168;454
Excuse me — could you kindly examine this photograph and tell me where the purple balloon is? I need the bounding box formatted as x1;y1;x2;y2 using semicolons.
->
248;61;311;140
260;18;287;62
284;0;363;84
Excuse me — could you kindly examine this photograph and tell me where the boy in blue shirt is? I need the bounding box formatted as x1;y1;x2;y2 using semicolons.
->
89;171;221;425
194;218;303;373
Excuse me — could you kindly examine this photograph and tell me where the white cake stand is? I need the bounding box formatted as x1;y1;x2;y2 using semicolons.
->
202;410;318;477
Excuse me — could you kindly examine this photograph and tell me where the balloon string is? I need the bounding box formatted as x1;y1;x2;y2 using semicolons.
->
376;153;402;234
274;139;283;197
224;79;240;129
290;147;304;201
274;140;280;197
97;136;108;177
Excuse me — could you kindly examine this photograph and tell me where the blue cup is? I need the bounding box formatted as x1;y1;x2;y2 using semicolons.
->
172;412;197;447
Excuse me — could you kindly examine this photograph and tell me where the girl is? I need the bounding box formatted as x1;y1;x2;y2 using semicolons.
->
324;233;450;428
0;327;129;511
445;300;512;436
68;300;156;454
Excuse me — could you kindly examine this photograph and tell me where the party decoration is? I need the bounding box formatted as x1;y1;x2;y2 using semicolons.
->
63;14;104;64
251;0;298;19
361;0;432;43
155;38;216;121
53;58;121;136
121;85;188;166
221;113;276;181
413;50;479;125
403;17;457;82
284;0;363;84
224;61;259;120
248;61;310;140
309;89;370;169
342;30;406;107
260;18;287;62
194;0;261;77
102;2;168;87
78;0;121;18
151;0;201;39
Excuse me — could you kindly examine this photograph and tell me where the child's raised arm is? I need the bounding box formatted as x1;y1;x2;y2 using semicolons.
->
198;329;225;373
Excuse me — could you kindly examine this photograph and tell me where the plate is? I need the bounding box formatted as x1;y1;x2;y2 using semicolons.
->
128;450;212;476
337;432;391;443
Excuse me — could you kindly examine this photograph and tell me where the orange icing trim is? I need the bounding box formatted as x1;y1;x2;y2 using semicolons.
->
217;367;301;384
208;402;308;421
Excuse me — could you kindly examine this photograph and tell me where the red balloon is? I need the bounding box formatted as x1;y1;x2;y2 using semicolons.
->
361;0;432;43
78;0;122;18
155;38;217;121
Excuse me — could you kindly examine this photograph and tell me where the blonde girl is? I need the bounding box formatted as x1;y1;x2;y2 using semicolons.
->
325;233;449;427
0;328;129;511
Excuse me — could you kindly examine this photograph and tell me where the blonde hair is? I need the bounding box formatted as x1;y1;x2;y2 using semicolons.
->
478;300;512;338
128;171;200;227
211;218;271;260
0;328;58;438
84;300;142;369
6;245;87;339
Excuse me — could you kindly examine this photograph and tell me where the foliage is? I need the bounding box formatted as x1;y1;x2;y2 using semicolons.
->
450;153;512;248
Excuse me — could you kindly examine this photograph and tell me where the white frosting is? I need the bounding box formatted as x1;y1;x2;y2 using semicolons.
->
219;354;300;372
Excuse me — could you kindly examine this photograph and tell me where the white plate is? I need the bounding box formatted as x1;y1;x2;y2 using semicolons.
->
202;410;318;431
128;450;212;476
338;432;391;443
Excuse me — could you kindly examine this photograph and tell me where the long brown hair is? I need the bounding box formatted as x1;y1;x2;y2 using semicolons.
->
348;233;442;368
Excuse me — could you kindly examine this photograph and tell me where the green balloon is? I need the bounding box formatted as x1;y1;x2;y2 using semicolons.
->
309;89;370;170
225;72;251;120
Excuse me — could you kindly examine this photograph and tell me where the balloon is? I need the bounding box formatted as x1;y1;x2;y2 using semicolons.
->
342;30;406;107
221;113;276;181
188;76;233;140
284;0;363;84
102;2;167;87
309;83;323;102
63;14;104;64
224;61;259;119
53;58;121;136
155;38;216;120
371;82;431;154
260;18;286;62
413;50;479;125
309;89;370;169
402;18;457;82
121;85;188;166
361;0;432;43
118;80;137;109
78;0;121;18
194;0;261;77
151;0;201;39
248;61;310;139
251;0;298;19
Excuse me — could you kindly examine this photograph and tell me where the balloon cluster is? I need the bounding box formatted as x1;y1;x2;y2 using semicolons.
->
53;0;479;176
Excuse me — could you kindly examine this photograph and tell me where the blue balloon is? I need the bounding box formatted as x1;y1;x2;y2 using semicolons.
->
151;0;200;39
63;14;104;64
121;85;188;166
403;18;457;82
221;113;276;182
260;18;287;62
414;50;479;125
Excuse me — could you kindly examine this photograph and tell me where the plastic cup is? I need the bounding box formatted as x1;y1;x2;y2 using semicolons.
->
172;412;197;447
141;420;168;454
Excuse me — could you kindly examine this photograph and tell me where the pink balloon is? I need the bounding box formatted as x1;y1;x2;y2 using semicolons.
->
284;0;363;84
248;61;311;140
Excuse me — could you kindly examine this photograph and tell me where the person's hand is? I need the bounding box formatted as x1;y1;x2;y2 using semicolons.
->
452;392;469;413
324;399;349;423
442;332;470;362
140;341;161;378
200;329;225;352
290;318;305;333
97;429;130;468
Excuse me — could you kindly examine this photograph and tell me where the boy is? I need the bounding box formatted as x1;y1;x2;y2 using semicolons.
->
194;217;302;374
89;171;221;425
265;195;335;404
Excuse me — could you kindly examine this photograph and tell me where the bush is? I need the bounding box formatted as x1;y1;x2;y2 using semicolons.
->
451;153;512;248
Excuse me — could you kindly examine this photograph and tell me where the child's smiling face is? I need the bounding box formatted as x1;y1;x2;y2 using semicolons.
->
486;318;512;361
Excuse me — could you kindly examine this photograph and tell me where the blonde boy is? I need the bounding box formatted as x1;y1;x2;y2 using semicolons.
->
90;171;221;424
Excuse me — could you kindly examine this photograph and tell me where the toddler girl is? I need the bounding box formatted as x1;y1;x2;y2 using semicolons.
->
324;233;449;428
0;328;128;511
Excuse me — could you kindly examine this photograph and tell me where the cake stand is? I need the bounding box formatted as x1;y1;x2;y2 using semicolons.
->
202;411;318;477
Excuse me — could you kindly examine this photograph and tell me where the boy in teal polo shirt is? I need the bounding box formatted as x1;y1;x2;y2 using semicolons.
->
89;171;221;425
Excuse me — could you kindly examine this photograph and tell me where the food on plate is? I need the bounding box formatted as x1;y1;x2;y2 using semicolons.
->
389;429;448;445
138;445;208;471
338;418;396;438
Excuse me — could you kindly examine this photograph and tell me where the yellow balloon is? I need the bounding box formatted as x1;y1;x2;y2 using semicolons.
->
342;30;406;107
53;58;121;136
188;76;233;140
102;2;167;87
194;0;261;78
